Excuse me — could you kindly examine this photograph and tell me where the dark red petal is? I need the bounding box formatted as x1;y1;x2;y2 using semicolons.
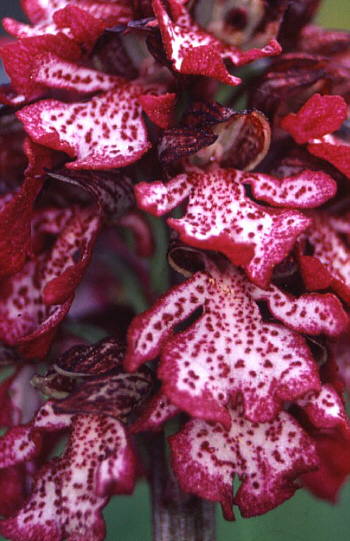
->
158;127;217;165
301;431;350;502
280;93;347;145
0;177;42;279
54;366;153;419
118;211;155;258
308;140;350;180
139;93;176;129
45;168;135;222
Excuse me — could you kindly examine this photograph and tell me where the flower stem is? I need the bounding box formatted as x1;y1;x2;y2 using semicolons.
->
150;432;217;541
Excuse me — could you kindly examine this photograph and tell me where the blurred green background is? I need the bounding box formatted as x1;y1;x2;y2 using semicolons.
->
0;1;350;540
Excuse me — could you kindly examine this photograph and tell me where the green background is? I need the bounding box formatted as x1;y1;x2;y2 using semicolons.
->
1;1;350;540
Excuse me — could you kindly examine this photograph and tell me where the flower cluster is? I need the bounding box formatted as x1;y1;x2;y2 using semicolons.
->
0;1;349;539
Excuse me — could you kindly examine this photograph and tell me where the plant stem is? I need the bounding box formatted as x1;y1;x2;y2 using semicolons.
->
150;432;217;541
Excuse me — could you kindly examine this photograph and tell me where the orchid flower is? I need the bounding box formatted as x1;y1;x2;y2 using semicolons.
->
0;1;350;541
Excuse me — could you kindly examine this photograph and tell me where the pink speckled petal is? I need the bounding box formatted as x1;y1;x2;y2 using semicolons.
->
250;283;347;337
280;94;347;145
0;34;81;100
17;83;152;170
136;167;311;288
22;0;132;26
299;214;350;303
43;208;101;305
298;385;350;434
135;173;192;217
95;420;137;496
0;206;99;359
0;258;74;360
0;414;136;541
152;0;281;86
32;53;126;93
0;425;42;468
0;177;42;280
126;264;321;426
0;460;63;541
34;401;72;431
125;271;208;371
245;169;337;208
169;403;318;519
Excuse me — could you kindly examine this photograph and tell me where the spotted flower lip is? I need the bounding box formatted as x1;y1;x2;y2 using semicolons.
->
125;259;346;427
1;0;350;534
15;55;172;169
151;0;282;86
0;409;137;541
17;82;152;170
169;402;319;520
135;166;319;288
0;339;152;541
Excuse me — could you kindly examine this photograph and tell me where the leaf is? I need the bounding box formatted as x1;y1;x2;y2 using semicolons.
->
135;166;312;288
169;402;318;519
125;262;330;426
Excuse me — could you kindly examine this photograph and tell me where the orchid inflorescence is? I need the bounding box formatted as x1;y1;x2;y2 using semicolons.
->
0;1;349;540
